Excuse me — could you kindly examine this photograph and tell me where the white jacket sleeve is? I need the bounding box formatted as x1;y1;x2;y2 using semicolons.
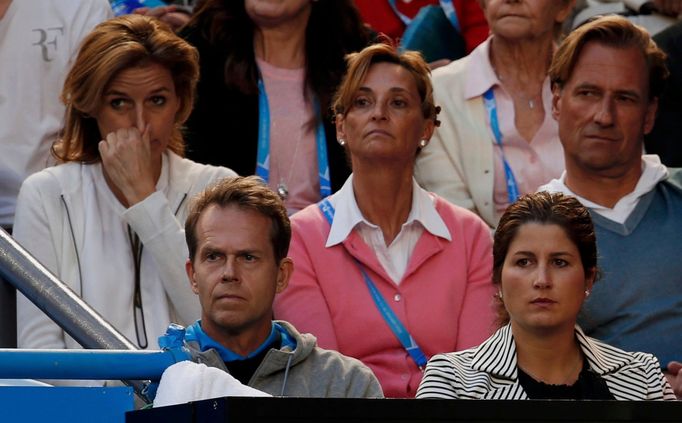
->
121;164;237;326
121;191;199;326
14;173;68;350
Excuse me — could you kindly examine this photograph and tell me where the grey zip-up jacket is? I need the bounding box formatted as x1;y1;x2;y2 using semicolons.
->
187;320;384;398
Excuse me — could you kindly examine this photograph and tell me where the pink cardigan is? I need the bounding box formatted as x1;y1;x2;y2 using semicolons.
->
273;196;495;398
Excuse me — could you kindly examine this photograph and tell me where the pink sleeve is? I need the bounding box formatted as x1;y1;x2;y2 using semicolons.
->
456;214;495;349
273;218;339;350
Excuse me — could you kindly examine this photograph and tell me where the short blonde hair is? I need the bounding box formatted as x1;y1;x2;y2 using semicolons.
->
54;15;199;163
550;15;668;99
332;43;438;124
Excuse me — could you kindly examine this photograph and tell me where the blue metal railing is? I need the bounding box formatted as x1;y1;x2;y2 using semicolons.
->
0;349;186;380
0;228;191;403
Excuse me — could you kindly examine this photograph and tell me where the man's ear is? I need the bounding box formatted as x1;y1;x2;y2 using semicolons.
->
275;258;294;294
643;97;658;135
186;258;199;295
551;83;563;122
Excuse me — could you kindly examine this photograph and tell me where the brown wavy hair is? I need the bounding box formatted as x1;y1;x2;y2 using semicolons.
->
550;15;668;100
332;43;439;124
54;14;199;163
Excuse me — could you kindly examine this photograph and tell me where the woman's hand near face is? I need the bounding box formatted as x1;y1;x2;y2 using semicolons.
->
98;125;157;207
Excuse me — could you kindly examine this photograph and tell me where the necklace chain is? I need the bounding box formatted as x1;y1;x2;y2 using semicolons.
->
274;105;308;201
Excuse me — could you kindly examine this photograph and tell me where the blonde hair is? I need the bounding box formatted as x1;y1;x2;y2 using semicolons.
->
332;43;439;124
54;15;199;163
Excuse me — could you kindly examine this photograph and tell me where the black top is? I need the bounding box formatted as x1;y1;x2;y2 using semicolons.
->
517;361;615;400
224;336;281;385
179;26;352;194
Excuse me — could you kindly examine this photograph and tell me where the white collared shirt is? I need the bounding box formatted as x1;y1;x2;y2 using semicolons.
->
539;155;669;224
325;176;451;284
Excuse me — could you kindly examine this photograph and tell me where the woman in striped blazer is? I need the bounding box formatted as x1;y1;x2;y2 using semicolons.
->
417;192;675;400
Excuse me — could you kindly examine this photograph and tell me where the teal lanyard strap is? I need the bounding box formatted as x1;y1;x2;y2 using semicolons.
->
256;78;331;197
483;88;520;204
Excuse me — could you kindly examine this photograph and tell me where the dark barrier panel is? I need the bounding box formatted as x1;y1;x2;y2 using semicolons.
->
0;277;16;347
127;397;682;423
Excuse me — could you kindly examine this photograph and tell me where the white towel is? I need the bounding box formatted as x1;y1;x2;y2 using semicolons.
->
153;361;271;407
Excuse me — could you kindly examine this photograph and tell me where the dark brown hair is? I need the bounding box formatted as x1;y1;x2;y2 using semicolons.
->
550;15;668;99
185;0;371;123
185;176;291;264
492;191;597;327
55;14;199;163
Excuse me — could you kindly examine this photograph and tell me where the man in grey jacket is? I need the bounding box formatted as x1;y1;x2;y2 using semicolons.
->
175;175;382;399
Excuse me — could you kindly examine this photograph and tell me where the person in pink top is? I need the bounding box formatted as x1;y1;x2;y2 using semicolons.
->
273;43;495;398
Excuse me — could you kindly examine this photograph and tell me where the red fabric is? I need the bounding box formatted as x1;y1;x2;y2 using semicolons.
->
353;0;489;53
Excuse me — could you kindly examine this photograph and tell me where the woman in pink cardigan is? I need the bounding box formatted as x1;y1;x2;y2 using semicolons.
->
273;43;495;398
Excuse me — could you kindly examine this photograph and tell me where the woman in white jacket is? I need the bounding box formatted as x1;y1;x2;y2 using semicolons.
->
14;15;236;358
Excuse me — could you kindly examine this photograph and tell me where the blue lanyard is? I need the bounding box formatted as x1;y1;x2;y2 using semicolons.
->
388;0;460;32
482;88;520;204
256;79;331;198
317;198;428;369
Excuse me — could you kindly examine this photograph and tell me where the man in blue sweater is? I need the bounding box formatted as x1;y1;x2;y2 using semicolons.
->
541;15;682;398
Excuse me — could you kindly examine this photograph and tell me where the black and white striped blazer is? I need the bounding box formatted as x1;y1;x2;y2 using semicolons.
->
417;324;675;400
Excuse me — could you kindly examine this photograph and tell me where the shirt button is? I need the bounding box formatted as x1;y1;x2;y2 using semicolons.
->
394;294;401;302
401;373;409;381
484;169;490;174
